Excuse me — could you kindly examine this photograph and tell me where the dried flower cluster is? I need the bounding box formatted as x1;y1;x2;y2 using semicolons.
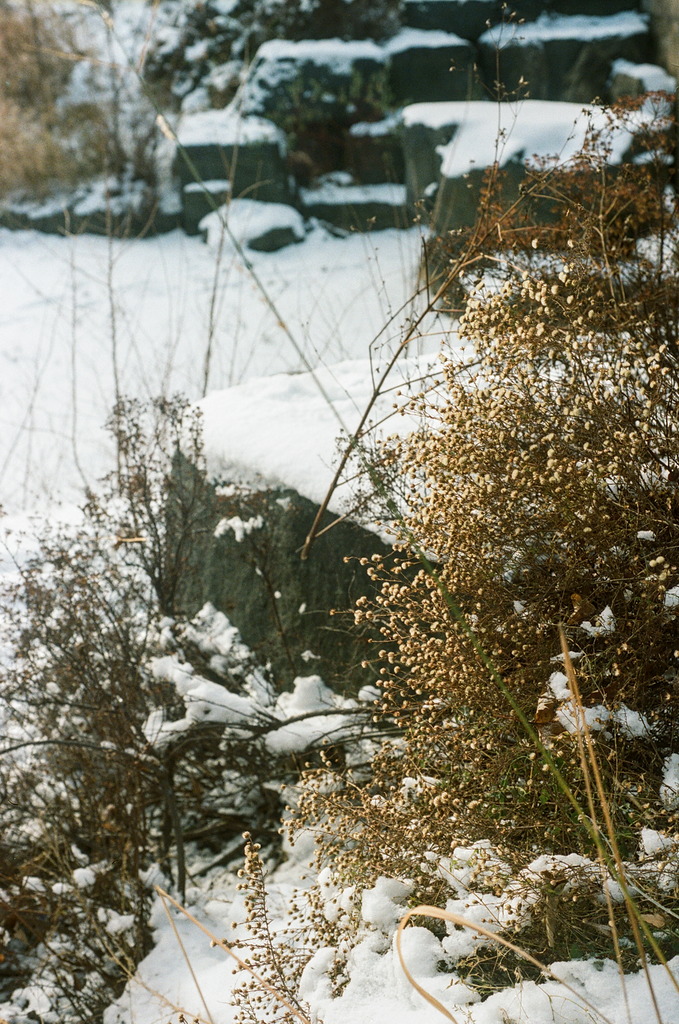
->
296;102;679;972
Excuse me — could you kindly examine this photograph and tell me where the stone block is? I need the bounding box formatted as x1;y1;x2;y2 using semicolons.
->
478;11;652;102
176;109;292;204
385;28;481;104
403;0;500;41
240;38;390;128
400;104;462;209
173;471;390;690
300;175;409;230
182;179;231;235
347;115;405;184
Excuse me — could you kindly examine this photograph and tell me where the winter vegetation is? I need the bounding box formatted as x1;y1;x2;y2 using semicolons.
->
1;1;679;1023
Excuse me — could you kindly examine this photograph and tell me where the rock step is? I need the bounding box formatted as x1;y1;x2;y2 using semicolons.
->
478;10;651;103
299;177;409;231
403;0;642;41
182;179;231;235
401;97;674;235
175;109;292;204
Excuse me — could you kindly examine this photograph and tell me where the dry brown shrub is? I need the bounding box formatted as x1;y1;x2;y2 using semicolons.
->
0;1;148;199
0;2;87;196
295;97;679;973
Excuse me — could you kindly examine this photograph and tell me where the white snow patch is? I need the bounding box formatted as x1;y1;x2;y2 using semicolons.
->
198;356;441;515
431;102;640;179
249;37;387;74
660;753;679;809
611;59;676;94
579;604;616;637
200;199;306;248
177;109;285;150
72;866;97;889
214;514;263;541
362;877;413;931
385;27;468;53
479;11;649;47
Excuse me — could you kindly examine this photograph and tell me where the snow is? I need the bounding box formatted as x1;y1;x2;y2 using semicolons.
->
200;198;306;247
641;828;678;857
426;101;640;179
2;9;679;1024
385;27;469;53
611;58;676;94
301;181;407;207
0;225;427;513
214;513;263;540
479;11;649;47
198;356;439;514
146;652;259;736
579;603;616;637
72;866;97;889
349;112;403;138
362;877;413;931
660;753;679;809
248;37;387;73
176;108;285;150
114;867;677;1024
183;178;231;195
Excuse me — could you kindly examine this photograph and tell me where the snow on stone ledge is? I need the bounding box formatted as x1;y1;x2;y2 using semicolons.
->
610;58;676;94
197;357;435;514
349;112;403;138
200;198;305;248
176;108;285;151
300;180;406;207
250;36;387;73
479;11;649;47
384;27;469;53
403;100;646;179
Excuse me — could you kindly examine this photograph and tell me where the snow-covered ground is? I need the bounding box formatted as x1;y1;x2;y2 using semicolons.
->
0;224;435;514
103;835;679;1024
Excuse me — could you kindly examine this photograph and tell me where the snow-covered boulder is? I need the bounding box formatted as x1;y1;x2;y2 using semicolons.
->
609;58;676;102
200;198;306;251
402;99;650;232
239;38;390;126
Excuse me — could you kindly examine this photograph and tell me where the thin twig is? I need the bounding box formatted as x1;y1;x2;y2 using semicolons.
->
157;889;215;1024
396;904;617;1024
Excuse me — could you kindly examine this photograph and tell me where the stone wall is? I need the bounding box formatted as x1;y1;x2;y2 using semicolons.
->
644;0;679;76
